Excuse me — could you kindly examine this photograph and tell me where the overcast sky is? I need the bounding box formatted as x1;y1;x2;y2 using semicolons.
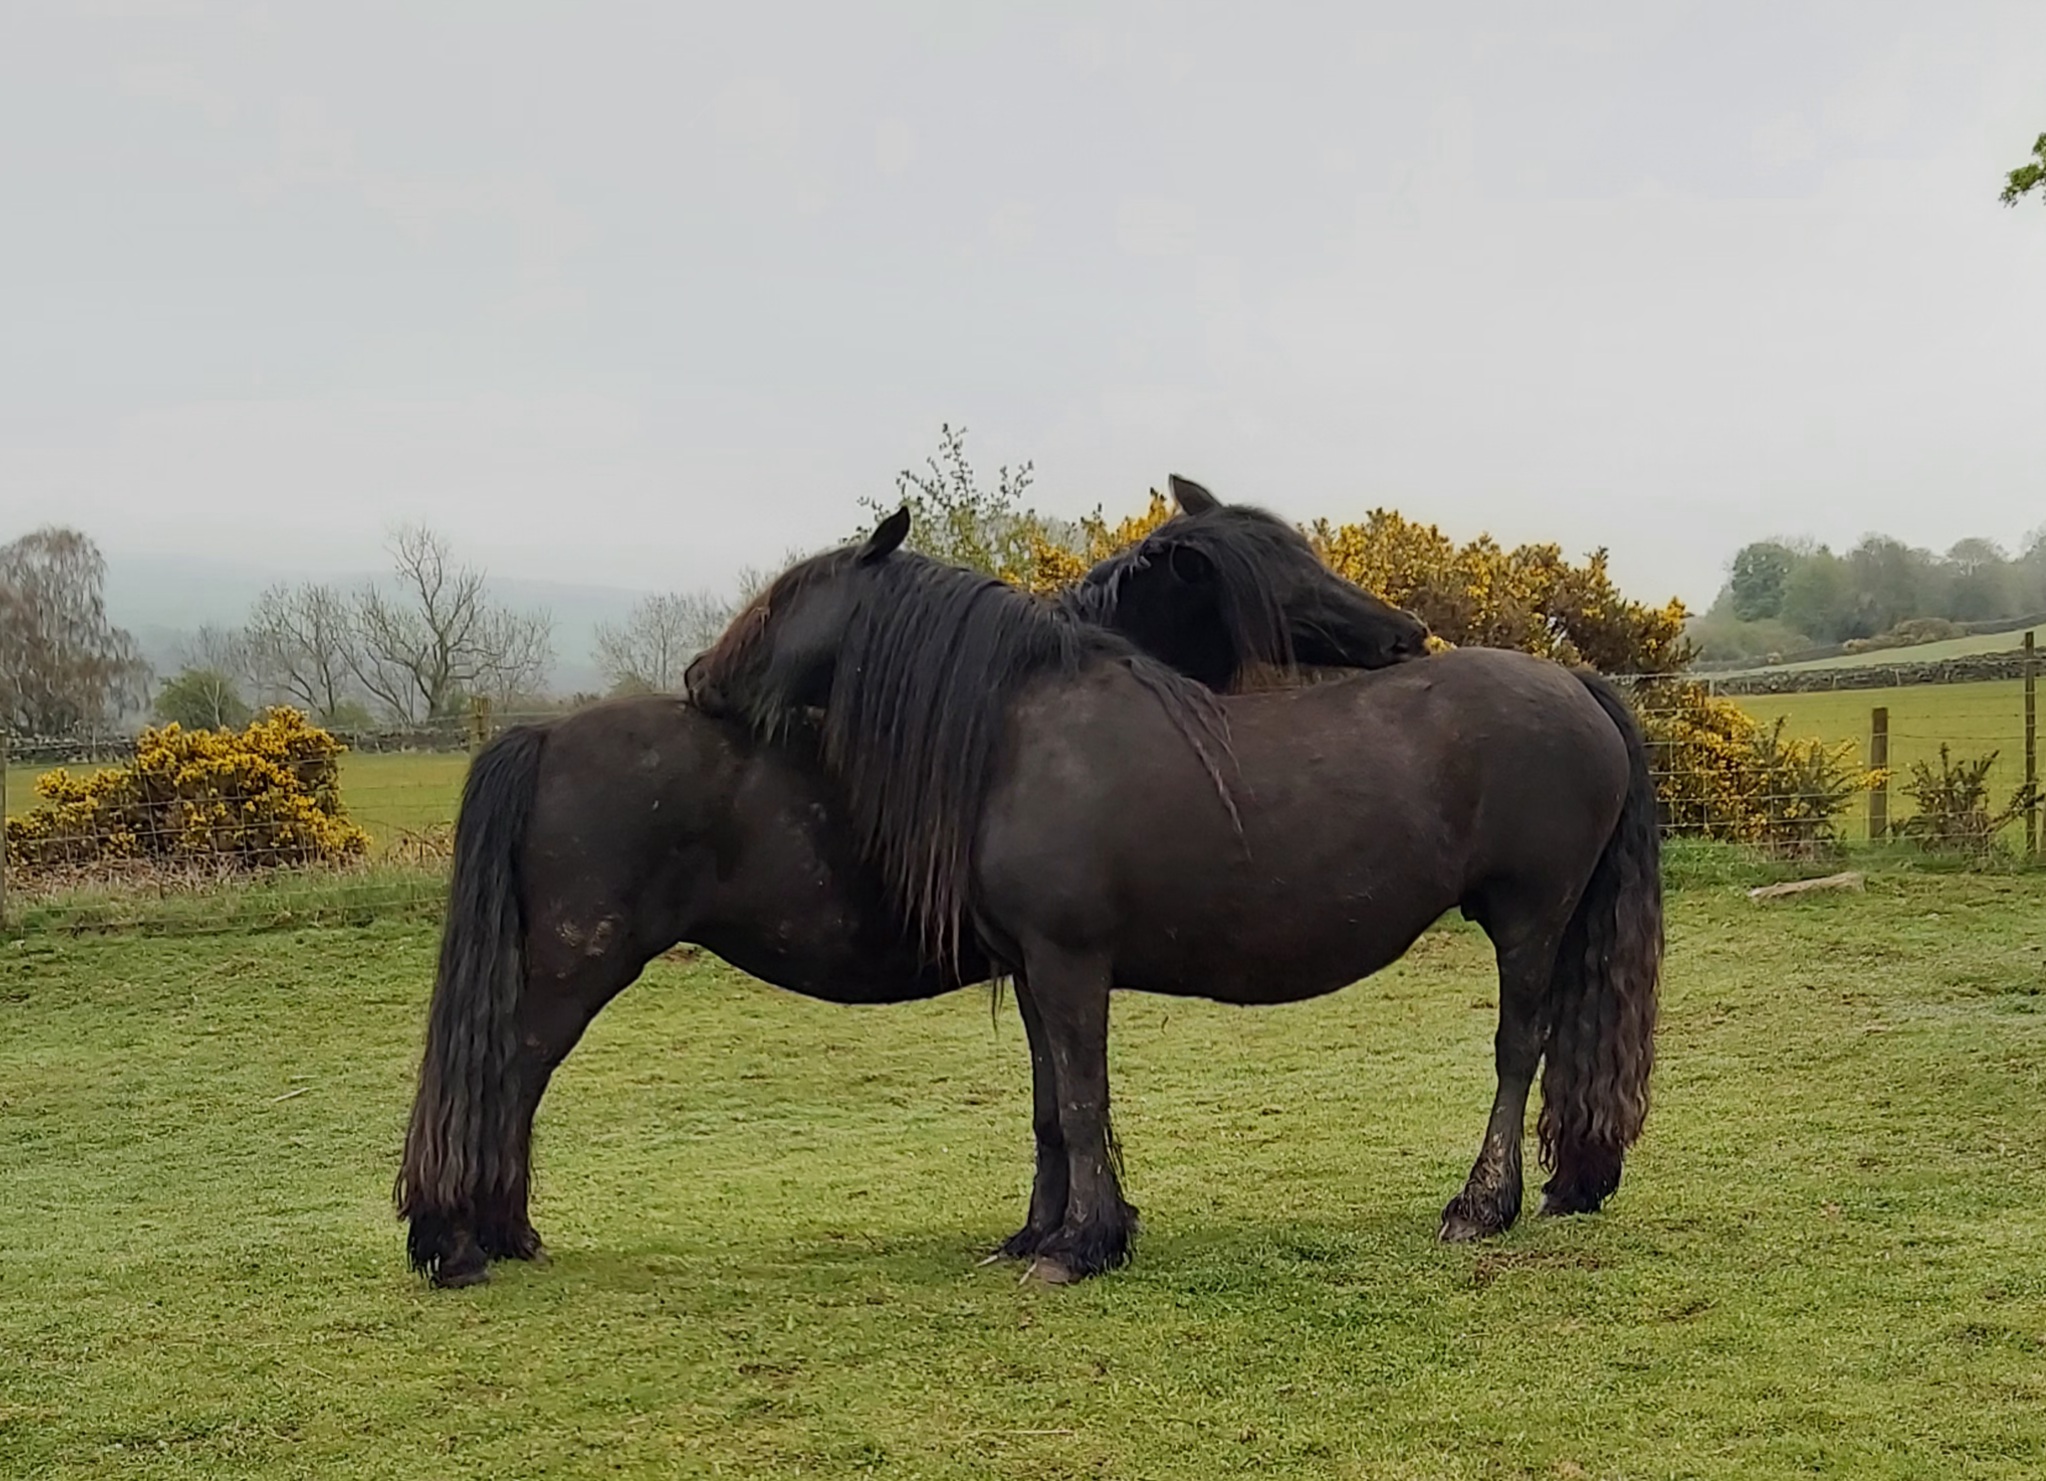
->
5;2;2044;608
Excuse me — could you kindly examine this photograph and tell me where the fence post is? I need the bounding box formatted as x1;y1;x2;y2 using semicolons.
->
2026;630;2038;860
1868;706;1889;844
468;696;492;755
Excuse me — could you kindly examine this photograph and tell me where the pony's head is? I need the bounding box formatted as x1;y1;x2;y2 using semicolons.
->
687;507;1166;966
685;507;910;731
1066;475;1428;690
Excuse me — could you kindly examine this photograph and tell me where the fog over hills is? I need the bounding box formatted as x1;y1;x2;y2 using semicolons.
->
104;551;662;700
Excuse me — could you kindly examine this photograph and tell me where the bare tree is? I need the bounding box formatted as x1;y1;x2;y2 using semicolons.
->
245;582;358;723
0;526;150;735
732;562;777;610
348;525;554;721
179;623;253;687
595;591;732;694
726;544;824;614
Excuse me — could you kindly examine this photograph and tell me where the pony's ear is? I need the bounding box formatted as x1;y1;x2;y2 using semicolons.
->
859;506;911;564
1168;474;1220;516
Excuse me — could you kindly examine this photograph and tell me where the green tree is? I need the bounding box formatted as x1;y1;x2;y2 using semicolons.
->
154;667;252;730
1845;536;1933;635
2013;529;2046;614
1778;546;1853;643
858;424;1077;581
2001;132;2045;206
1726;541;1796;622
1944;537;2012;622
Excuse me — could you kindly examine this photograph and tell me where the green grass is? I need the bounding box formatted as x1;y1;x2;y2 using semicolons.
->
1720;629;2037;675
1731;680;2035;841
5;870;2045;1478
328;751;471;843
4;761;94;818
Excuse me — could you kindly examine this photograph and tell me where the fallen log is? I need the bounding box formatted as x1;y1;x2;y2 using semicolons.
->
1747;871;1866;902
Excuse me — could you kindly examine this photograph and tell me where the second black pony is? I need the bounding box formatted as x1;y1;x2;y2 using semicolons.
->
688;510;1663;1282
397;479;1426;1286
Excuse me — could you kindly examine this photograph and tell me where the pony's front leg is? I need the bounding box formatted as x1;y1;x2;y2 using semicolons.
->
1015;956;1137;1282
996;975;1069;1260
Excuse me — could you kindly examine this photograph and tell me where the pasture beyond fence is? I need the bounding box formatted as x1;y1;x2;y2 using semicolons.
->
3;646;2042;935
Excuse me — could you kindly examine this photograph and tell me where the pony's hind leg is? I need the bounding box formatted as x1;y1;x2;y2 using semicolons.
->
1014;958;1137;1282
1439;926;1560;1243
478;940;642;1270
996;976;1070;1261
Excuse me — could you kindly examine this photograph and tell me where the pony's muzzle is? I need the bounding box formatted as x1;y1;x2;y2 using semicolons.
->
1393;611;1432;661
683;653;722;713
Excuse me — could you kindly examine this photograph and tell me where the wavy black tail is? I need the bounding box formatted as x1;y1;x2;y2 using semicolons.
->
1539;672;1662;1215
394;724;548;1285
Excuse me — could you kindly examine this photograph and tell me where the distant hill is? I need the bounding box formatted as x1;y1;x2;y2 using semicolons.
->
103;552;656;699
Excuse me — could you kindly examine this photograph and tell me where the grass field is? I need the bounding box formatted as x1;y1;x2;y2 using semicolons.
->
1731;679;2032;841
5;867;2044;1478
1717;629;2035;676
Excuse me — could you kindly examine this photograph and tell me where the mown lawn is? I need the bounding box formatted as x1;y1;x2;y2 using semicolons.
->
3;867;2043;1478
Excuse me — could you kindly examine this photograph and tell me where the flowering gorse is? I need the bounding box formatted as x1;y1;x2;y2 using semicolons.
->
5;707;370;878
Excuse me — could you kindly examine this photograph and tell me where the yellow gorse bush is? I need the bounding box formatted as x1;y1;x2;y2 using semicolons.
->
1023;494;1690;675
1306;510;1691;675
1017;490;1870;846
1018;491;1180;593
4;708;370;877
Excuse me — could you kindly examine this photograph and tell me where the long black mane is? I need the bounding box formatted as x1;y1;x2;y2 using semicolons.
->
1058;505;1306;684
795;550;1234;968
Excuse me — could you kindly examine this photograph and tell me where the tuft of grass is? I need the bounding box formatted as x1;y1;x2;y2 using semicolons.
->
4;874;2046;1477
1;862;447;938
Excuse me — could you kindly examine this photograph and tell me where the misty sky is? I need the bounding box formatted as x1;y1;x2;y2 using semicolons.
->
6;2;2044;610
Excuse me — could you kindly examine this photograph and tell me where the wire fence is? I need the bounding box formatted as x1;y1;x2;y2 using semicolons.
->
1620;646;2040;852
4;653;2041;936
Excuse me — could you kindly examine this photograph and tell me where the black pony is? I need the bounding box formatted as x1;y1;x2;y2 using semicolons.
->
688;511;1662;1282
1057;479;1426;689
397;478;1426;1286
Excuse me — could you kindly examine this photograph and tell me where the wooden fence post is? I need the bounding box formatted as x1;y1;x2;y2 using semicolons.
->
468;696;492;755
1868;706;1889;844
2026;630;2038;859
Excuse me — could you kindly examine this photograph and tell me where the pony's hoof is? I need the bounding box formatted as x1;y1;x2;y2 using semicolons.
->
1536;1190;1603;1218
1022;1258;1081;1286
1439;1191;1518;1243
430;1259;492;1290
1438;1213;1490;1244
995;1227;1052;1262
1024;1220;1133;1281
